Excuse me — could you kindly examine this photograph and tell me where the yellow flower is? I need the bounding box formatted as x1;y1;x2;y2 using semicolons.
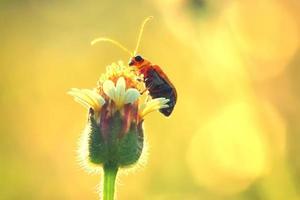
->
68;88;105;111
139;97;170;118
102;77;140;109
68;61;169;171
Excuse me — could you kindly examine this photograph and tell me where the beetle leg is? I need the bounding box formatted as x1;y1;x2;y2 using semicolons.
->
140;87;151;95
140;80;153;95
136;77;143;82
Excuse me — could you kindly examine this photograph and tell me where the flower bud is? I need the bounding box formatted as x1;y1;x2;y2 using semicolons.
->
68;61;169;172
88;105;144;167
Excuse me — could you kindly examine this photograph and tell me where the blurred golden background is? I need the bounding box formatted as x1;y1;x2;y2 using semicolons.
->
0;0;300;199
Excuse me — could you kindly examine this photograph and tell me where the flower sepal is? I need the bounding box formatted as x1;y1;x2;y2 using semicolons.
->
87;107;144;168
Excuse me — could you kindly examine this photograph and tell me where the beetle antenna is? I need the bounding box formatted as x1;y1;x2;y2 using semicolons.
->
134;16;153;55
91;37;133;56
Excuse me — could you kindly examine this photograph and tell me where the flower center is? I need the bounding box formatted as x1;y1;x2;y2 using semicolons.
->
96;61;144;96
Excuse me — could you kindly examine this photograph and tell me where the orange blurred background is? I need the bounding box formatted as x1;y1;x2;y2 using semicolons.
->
0;0;300;199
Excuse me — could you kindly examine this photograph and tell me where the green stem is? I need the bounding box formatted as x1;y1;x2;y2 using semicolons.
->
103;164;118;200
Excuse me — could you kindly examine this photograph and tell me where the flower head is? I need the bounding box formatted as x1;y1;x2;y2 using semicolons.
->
68;61;169;171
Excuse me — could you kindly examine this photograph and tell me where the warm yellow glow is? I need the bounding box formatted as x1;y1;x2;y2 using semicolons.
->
1;0;299;199
224;0;299;80
187;100;286;194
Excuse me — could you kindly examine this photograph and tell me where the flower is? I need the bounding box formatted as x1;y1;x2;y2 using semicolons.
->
102;77;140;109
67;88;105;111
68;61;169;171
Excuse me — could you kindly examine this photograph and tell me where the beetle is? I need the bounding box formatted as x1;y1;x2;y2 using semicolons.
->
91;16;177;116
128;55;177;116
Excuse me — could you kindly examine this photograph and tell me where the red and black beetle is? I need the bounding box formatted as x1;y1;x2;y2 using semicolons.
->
91;16;177;116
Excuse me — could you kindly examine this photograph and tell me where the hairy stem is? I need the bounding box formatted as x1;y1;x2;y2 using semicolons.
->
102;164;118;200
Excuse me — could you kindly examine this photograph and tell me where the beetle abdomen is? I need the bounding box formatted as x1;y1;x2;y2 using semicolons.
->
144;68;177;116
